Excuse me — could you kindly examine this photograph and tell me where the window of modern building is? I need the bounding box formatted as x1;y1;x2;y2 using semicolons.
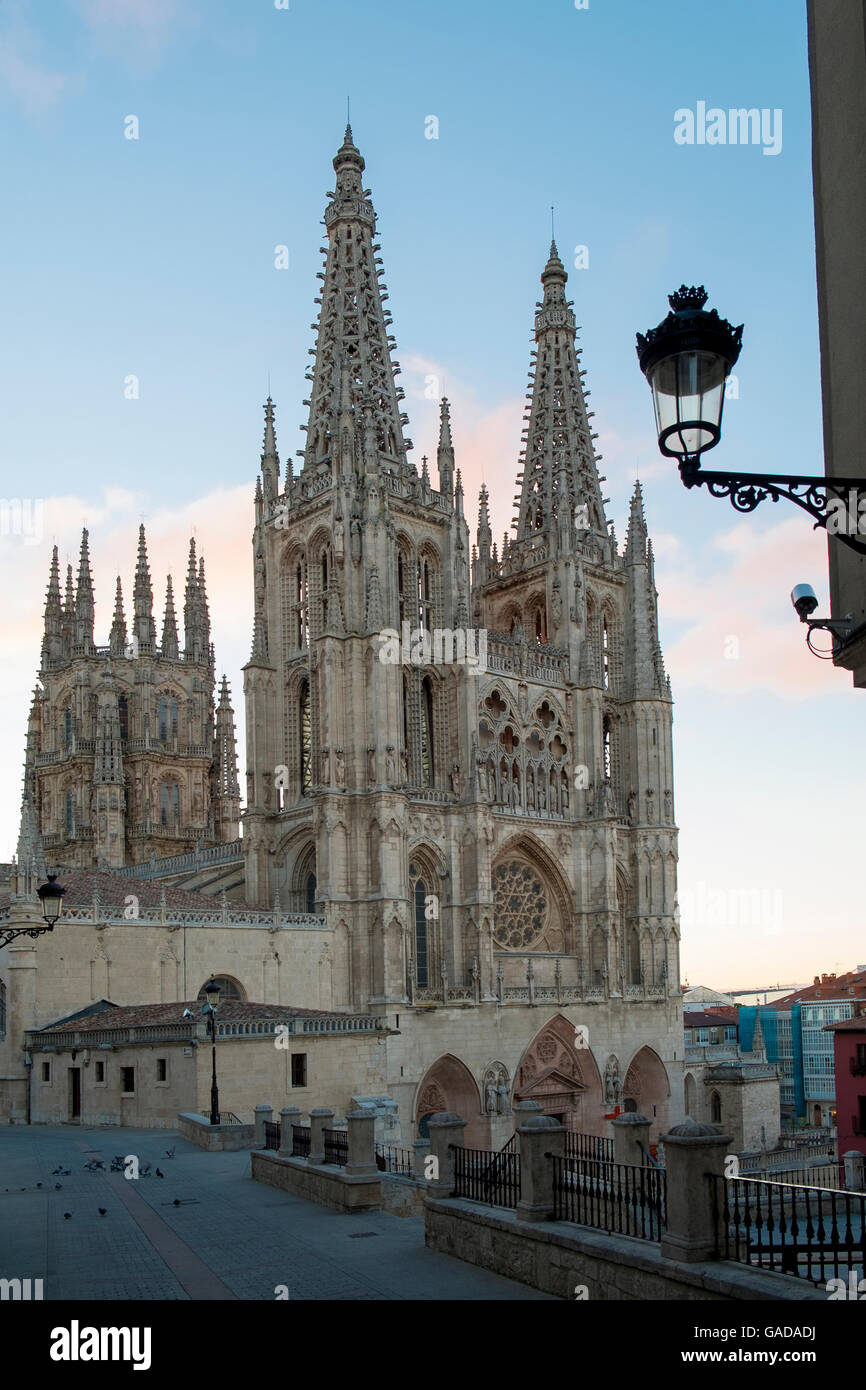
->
41;1062;50;1083
121;1067;135;1094
291;1053;307;1088
156;1058;167;1082
95;1061;105;1083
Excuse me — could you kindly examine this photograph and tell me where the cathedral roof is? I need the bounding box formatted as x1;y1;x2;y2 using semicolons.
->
45;868;245;913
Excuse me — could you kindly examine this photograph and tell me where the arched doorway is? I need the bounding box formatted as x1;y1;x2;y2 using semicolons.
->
623;1045;672;1140
415;1055;484;1146
514;1015;605;1136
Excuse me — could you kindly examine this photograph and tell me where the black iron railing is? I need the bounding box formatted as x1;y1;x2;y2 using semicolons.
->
551;1154;666;1241
323;1127;348;1167
710;1174;866;1284
263;1121;281;1150
291;1124;310;1158
451;1144;520;1209
375;1144;414;1176
564;1132;614;1165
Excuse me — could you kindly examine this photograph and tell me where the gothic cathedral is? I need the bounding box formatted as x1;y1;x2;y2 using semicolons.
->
240;127;683;1142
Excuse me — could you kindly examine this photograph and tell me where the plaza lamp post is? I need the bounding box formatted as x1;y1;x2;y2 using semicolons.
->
1;873;66;949
202;977;221;1125
636;286;864;656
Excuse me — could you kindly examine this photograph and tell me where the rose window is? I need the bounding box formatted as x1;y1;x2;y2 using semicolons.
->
492;859;548;949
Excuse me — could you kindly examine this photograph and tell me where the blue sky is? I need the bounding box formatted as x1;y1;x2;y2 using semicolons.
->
1;0;861;986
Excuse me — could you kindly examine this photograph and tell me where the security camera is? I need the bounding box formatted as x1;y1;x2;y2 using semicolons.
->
791;584;819;622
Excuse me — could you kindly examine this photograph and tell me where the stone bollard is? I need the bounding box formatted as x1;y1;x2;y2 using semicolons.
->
413;1137;430;1181
308;1106;334;1166
659;1118;732;1264
612;1112;652;1166
254;1103;273;1148
279;1106;302;1157
346;1110;377;1176
516;1113;565;1223
843;1150;865;1192
425;1113;466;1197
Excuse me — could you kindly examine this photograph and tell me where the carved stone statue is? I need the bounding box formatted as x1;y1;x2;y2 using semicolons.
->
321;747;330;785
585;782;594;817
400;749;409;785
511;775;520;809
385;747;396;784
334;517;345;561
334;749;346;787
367;747;376;784
350;519;362;565
486;1083;497;1115
450;763;462;796
663;788;672;822
628;789;637;824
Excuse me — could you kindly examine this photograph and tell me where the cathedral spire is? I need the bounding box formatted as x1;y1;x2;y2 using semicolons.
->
61;563;75;651
514;242;607;546
302;126;411;472
74;528;95;652
161;575;179;659
109;576;128;657
437;396;455;499
133;523;156;651
261;396;280;503
625;480;649;564
184;538;204;662
214;675;241;805
42;545;63;666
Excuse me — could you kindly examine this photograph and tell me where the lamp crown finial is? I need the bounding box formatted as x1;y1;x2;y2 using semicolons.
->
668;285;708;312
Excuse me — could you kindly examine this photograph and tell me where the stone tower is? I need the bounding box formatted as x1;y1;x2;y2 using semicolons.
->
27;526;240;868
242;127;682;1142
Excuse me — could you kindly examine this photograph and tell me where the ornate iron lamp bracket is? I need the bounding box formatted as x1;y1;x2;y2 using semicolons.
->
0;925;53;949
679;461;866;555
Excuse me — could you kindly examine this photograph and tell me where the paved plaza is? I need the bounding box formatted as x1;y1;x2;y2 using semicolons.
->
0;1125;553;1301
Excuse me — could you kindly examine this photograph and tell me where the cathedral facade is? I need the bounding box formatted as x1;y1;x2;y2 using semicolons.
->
4;127;683;1143
238;127;683;1142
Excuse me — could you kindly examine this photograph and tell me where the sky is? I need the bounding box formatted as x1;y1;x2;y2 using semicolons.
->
0;0;861;989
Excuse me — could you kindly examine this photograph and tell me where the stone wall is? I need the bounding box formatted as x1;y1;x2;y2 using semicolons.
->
251;1150;383;1212
424;1197;825;1302
178;1112;255;1150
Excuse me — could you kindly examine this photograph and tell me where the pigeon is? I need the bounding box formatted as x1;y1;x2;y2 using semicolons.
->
173;1199;181;1206
63;1212;72;1220
165;1146;176;1159
98;1208;107;1216
155;1168;164;1179
37;1183;42;1188
55;1184;62;1190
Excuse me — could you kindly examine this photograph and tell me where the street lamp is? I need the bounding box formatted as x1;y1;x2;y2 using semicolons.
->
636;286;866;555
202;977;221;1125
37;874;65;927
1;873;66;949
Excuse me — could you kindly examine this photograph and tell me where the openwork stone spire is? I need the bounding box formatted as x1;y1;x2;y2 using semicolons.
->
261;396;280;503
161;574;179;659
42;545;63;666
302;126;411;472
74;527;95;653
109;576;128;657
437;396;455;498
514;241;607;545
133;523;156;651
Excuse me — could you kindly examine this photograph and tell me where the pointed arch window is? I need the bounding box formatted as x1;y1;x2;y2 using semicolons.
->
409;862;429;988
299;681;312;795
420;676;434;788
710;1091;722;1125
305;871;317;914
398;553;406;625
65;791;74;832
296;562;309;649
418;558;434;633
158;696;178;742
161;781;180;827
118;695;129;742
64;707;72;749
603;716;612;782
602;621;610;690
629;928;641;986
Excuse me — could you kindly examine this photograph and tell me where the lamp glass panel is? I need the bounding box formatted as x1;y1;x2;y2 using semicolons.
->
650;350;728;456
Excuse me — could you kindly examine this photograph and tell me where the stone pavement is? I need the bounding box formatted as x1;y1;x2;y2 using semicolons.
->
0;1125;554;1300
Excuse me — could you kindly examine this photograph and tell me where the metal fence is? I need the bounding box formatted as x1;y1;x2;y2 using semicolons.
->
451;1144;521;1209
551;1154;666;1241
323;1127;348;1167
375;1144;414;1177
710;1174;866;1284
263;1121;281;1150
291;1124;311;1158
564;1132;614;1165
